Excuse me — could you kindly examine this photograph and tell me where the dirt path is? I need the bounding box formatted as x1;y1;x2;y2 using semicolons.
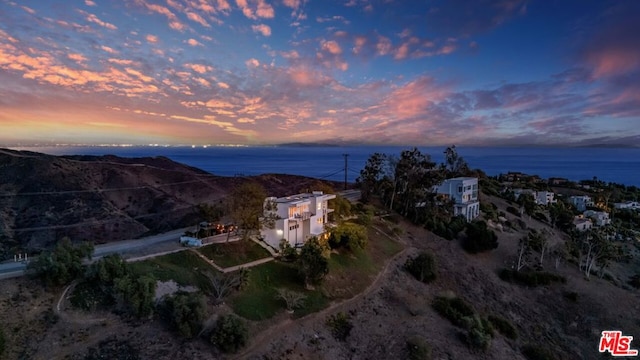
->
233;227;409;359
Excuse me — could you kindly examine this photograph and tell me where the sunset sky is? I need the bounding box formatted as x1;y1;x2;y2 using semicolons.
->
0;0;639;146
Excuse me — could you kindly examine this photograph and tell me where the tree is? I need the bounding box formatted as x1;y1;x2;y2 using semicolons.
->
515;233;533;271
331;195;352;221
297;237;329;287
529;229;551;266
27;237;94;286
517;193;537;219
549;201;574;231
463;221;498;254
328;222;368;251
566;228;615;279
275;288;307;312
160;292;207;338
206;271;243;303
114;274;156;317
357;152;386;202
210;314;248;353
404;252;437;283
229;181;267;239
443;145;469;177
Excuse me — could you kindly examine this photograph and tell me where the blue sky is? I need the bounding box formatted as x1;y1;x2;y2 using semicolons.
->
0;0;638;146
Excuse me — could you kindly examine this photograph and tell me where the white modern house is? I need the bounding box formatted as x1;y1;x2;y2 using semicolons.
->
512;189;556;206
259;191;335;250
573;216;593;231
613;201;640;210
583;210;611;227
435;177;480;222
570;195;593;212
535;191;556;206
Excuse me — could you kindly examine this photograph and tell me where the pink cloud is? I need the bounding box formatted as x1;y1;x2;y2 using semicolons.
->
587;50;640;79
186;12;211;27
252;24;272;37
376;36;392;56
246;58;260;68
68;53;87;63
133;0;186;31
236;0;274;19
145;34;159;43
82;11;118;30
184;63;213;74
186;38;203;46
85;0;97;6
321;40;342;55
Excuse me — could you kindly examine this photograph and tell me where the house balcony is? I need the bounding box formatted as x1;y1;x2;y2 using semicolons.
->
292;212;312;220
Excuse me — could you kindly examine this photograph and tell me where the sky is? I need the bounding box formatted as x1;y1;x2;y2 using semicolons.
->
0;0;639;147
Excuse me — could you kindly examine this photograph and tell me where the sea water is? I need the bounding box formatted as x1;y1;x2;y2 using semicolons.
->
12;145;640;187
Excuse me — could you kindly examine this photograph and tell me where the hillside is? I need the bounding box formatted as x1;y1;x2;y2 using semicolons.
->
0;148;338;257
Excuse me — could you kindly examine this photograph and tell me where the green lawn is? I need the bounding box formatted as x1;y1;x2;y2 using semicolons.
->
228;261;329;321
197;240;271;268
129;250;215;292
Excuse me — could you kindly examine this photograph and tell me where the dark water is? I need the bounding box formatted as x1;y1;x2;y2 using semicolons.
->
12;145;640;187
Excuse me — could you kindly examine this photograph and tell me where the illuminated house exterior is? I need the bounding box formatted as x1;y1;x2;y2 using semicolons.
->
260;191;335;250
435;177;480;222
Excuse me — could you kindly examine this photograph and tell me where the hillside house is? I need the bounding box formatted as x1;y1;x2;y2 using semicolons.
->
535;191;557;206
583;210;611;227
512;189;556;206
260;191;335;250
613;201;640;210
573;216;593;231
570;195;593;212
435;177;480;222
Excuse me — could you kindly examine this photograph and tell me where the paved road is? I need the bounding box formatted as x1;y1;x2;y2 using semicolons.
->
0;227;191;280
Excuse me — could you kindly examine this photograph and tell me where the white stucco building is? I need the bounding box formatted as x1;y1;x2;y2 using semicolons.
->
570;195;593;212
583;210;611;227
613;201;640;210
259;191;335;250
573;216;593;231
513;189;556;206
435;177;480;222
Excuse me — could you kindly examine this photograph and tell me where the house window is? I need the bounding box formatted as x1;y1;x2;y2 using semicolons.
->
458;186;462;193
317;217;323;224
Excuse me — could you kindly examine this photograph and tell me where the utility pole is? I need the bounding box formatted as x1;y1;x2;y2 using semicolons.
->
342;153;349;190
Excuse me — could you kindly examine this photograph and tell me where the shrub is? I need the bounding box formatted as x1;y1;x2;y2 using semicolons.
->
463;221;498;254
488;315;517;339
326;312;353;341
297;237;329;286
328;223;368;251
159;292;207;338
279;239;298;262
404;252;437;283
406;337;432;360
432;295;475;327
506;206;521;217
532;212;548;223
462;315;494;351
499;269;566;287
521;343;556;360
210;314;248;353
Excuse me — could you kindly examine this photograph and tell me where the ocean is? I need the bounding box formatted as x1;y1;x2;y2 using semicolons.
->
11;145;640;187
